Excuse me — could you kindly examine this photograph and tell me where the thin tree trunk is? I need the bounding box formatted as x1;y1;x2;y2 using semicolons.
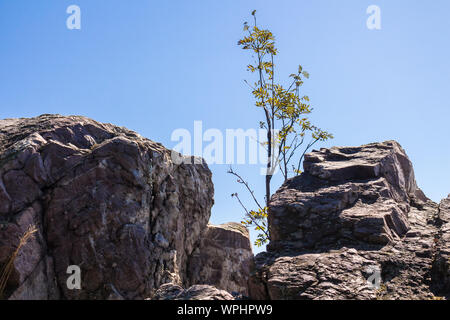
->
265;173;271;207
266;127;272;207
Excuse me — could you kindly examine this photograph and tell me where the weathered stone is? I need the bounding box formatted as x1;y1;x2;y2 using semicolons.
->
187;223;253;296
431;196;450;296
0;114;214;300
251;141;450;300
268;141;426;251
152;283;234;300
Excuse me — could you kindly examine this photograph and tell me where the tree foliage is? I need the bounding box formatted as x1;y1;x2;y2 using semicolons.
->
230;10;333;247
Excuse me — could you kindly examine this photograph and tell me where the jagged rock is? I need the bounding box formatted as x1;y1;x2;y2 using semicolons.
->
0;114;214;299
431;196;450;295
151;283;234;300
268;141;427;251
187;222;253;296
250;141;450;300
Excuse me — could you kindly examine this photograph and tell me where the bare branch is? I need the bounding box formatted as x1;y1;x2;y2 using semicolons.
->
296;138;320;173
228;167;264;211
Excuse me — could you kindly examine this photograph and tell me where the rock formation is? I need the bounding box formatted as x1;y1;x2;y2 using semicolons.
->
151;283;234;300
2;115;449;301
186;222;253;296
250;141;450;300
0;114;228;299
433;196;450;295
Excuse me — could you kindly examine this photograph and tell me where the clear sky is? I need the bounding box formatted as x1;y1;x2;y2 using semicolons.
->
1;1;449;252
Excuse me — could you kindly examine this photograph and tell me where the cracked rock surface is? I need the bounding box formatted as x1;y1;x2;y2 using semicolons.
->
151;283;234;300
187;222;253;296
0;114;214;299
250;141;450;300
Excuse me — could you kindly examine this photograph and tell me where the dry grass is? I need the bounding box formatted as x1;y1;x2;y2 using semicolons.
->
375;284;388;300
0;225;38;299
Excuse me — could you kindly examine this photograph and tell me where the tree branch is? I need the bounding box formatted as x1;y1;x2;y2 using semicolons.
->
228;167;264;211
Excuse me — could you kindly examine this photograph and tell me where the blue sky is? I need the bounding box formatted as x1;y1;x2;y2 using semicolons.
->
1;1;449;251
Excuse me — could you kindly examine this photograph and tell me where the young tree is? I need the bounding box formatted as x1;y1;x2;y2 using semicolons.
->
229;10;333;247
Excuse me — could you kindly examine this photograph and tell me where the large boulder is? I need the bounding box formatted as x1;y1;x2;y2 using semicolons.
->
186;222;253;296
431;196;450;295
268;141;428;251
250;141;450;300
0;114;214;299
151;283;234;300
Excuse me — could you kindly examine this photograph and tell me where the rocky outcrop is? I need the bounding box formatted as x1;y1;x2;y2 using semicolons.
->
0;114;215;299
3;116;447;301
250;141;450;300
432;196;450;295
187;222;253;296
151;283;234;300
